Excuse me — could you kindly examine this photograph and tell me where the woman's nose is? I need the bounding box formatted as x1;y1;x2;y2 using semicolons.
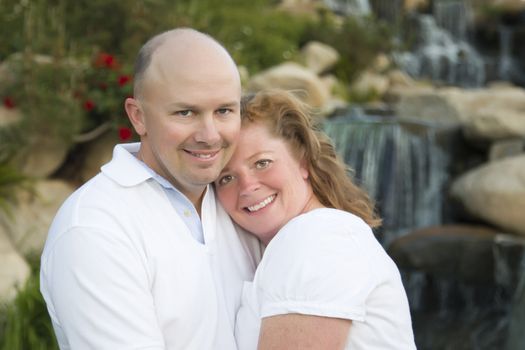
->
238;173;260;196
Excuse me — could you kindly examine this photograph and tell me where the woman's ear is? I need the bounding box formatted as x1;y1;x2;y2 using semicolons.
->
300;157;309;180
125;97;147;136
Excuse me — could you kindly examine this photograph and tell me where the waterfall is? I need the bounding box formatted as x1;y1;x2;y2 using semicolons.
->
496;25;525;85
394;15;485;87
323;111;449;246
370;0;403;24
433;0;473;41
323;0;371;16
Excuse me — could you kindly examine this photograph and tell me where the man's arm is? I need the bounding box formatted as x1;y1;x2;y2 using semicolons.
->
257;314;351;350
41;227;165;349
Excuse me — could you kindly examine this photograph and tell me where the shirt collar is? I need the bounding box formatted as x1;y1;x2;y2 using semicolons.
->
101;143;152;187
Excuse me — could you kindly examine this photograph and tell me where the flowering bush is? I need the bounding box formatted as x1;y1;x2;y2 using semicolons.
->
76;52;135;142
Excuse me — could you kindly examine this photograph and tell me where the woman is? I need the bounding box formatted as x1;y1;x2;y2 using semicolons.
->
215;90;416;349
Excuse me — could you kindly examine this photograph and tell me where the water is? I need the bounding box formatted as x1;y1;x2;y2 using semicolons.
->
323;0;371;16
323;109;450;246
322;109;525;348
433;0;473;41
394;14;485;87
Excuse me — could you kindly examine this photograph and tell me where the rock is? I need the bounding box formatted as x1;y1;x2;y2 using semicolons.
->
450;154;525;236
488;138;525;161
0;106;22;127
80;131;120;183
247;62;331;108
388;225;500;284
300;41;340;75
0;229;30;301
392;86;463;124
404;0;429;12
0;179;75;256
350;70;390;100
390;85;525;141
460;86;525;141
387;69;416;88
12;136;69;178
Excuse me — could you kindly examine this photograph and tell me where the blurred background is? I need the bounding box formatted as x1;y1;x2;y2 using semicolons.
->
1;0;525;349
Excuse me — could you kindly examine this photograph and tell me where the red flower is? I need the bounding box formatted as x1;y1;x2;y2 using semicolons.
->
118;126;133;141
3;97;15;109
83;100;95;111
94;53;118;69
118;75;131;87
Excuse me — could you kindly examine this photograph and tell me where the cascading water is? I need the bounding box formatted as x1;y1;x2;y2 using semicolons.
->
393;14;486;87
433;0;473;41
323;109;450;247
323;110;515;348
323;0;371;16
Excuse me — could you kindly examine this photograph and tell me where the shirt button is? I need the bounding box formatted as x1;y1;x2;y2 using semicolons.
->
184;210;191;217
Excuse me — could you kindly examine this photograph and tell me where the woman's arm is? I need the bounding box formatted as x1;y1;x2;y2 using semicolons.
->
258;314;351;350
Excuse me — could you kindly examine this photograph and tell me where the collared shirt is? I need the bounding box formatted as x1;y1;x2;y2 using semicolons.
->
134;153;204;244
40;142;262;350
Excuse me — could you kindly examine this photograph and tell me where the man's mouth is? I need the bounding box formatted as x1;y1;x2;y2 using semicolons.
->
186;150;219;159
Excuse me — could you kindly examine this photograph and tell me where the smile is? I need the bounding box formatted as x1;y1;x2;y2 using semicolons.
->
186;150;219;159
246;195;276;212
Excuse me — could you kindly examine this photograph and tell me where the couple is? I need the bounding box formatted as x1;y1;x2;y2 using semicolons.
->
40;28;416;349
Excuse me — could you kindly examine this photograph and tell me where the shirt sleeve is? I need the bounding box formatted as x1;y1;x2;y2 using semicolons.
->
40;226;165;349
254;214;376;322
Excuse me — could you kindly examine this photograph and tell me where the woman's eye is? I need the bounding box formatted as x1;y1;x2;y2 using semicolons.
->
218;174;233;186
255;159;271;169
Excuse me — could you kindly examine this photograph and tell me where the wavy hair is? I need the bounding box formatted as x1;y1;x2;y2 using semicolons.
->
241;89;381;228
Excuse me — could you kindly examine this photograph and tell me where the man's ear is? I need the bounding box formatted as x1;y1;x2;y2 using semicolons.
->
125;97;146;136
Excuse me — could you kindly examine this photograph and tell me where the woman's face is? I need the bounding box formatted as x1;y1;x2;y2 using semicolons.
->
215;122;313;245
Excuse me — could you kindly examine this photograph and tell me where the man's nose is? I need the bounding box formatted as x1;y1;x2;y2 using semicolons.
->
195;114;221;145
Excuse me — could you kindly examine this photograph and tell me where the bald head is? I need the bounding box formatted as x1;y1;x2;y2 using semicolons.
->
133;28;239;100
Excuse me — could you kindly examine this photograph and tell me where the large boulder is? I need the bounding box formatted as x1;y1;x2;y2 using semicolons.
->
388;225;501;284
247;62;331;109
0;179;75;256
300;41;340;75
391;85;525;141
450;154;525;236
80;131;120;183
12;136;70;178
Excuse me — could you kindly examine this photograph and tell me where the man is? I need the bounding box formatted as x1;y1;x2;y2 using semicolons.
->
40;28;261;349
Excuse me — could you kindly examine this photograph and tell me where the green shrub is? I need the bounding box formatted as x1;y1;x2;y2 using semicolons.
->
0;256;58;350
302;14;395;84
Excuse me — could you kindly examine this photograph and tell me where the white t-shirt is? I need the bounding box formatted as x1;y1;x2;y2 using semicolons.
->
41;143;262;350
235;208;416;350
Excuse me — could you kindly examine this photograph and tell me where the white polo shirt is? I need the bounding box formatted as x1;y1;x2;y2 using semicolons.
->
41;143;261;350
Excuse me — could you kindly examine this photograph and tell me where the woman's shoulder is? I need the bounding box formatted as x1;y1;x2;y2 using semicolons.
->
273;208;371;245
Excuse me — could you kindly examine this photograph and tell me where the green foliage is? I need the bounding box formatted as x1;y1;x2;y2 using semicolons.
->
0;163;27;216
162;0;313;74
302;14;395;84
0;256;58;350
0;55;85;144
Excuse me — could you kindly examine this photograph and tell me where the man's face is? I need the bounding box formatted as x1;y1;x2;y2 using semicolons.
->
132;49;241;203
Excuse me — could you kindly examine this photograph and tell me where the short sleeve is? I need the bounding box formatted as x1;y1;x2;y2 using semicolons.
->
254;211;376;322
40;226;165;349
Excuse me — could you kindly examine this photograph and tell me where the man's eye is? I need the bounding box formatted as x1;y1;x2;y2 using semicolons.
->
217;108;232;116
218;174;233;186
176;110;193;117
255;159;271;169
